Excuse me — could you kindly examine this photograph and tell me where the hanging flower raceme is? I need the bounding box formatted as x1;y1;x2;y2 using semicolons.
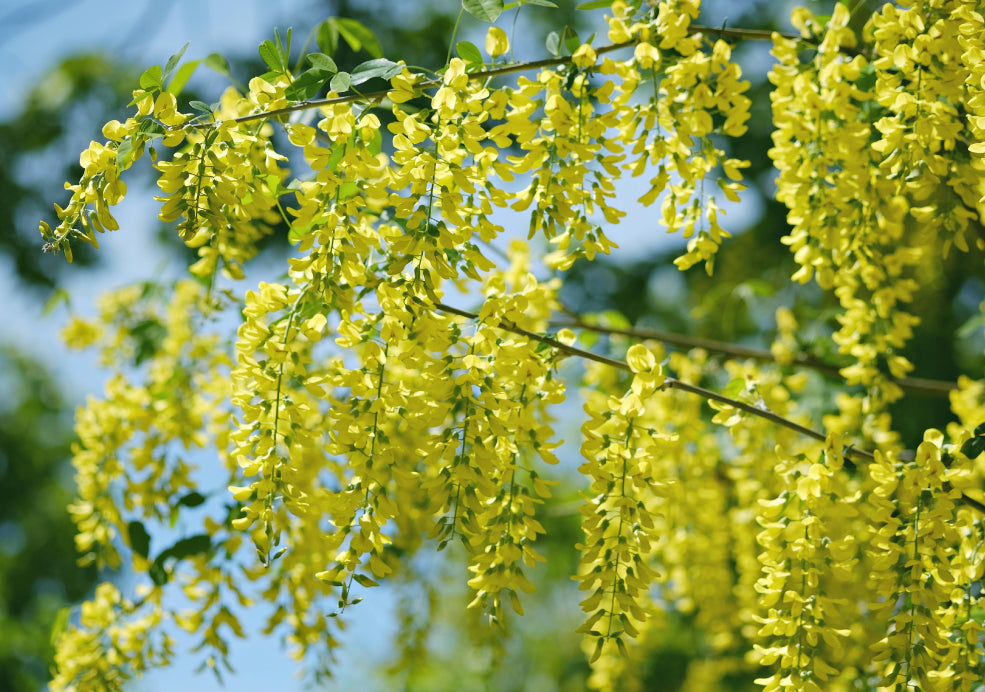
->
576;345;669;667
37;0;985;689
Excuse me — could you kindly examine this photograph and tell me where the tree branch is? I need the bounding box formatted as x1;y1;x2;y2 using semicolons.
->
431;299;856;453
551;316;958;397
185;24;799;130
427;299;985;515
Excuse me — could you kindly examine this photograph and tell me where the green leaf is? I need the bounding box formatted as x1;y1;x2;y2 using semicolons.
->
189;100;213;114
149;559;168;586
204;52;231;76
130;318;166;365
127;520;151;559
563;27;581;54
338;180;359;201
580;330;599;348
456;41;484;66
545;32;560;56
589;637;604;663
136;118;167;139
327;138;349;170
285;69;333;101
523;0;558;6
259;39;285;74
961;436;985;459
307;52;338;73
278;27;292;61
600;310;630;329
335;17;384;58
723;377;746;398
957;313;985;339
177;491;207;508
577;0;615;8
463;0;506;22
855;62;877;92
50;607;70;647
116;137;135;174
365;127;382;155
160;534;212;561
163;43;189;81
350;58;402;86
317;19;340;56
166;59;200;95
139;64;163;91
288;221;313;244
42;288;71;316
330;71;351;93
352;573;379;588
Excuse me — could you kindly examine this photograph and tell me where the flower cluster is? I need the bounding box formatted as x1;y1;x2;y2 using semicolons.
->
772;1;984;433
575;345;668;671
40;0;985;689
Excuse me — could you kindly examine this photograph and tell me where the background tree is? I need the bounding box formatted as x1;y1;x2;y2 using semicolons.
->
0;347;98;692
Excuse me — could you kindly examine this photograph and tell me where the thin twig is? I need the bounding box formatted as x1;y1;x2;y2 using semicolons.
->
552;317;958;397
428;299;985;515
183;24;799;130
432;299;856;454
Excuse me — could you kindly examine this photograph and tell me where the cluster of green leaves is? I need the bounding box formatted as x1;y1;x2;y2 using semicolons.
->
251;22;403;103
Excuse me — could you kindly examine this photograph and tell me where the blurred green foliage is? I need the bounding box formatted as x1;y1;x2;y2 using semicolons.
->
0;347;97;692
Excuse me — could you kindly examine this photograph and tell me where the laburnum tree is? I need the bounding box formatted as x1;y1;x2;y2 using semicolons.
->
41;0;985;689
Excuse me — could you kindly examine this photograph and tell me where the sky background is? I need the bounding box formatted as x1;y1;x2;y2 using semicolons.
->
0;1;779;689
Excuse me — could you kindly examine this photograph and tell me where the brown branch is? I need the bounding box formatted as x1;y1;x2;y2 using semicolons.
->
551;317;958;398
431;299;857;454
184;24;800;130
428;299;985;515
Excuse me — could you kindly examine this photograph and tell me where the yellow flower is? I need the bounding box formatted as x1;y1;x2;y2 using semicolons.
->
626;343;655;373
62;316;103;349
571;44;597;69
485;26;509;58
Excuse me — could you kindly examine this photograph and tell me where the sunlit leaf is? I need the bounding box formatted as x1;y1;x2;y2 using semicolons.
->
163;43;189;81
463;0;506;22
456;41;484;66
204;52;230;76
330;71;351;93
139;64;163;91
335;17;383;58
165;60;200;95
350;58;402;86
259;39;285;74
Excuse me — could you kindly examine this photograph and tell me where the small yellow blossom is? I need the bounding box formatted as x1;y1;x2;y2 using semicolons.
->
571;44;598;69
485;26;509;57
62;316;103;349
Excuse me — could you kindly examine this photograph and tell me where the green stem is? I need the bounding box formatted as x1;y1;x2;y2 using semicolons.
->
446;6;466;67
